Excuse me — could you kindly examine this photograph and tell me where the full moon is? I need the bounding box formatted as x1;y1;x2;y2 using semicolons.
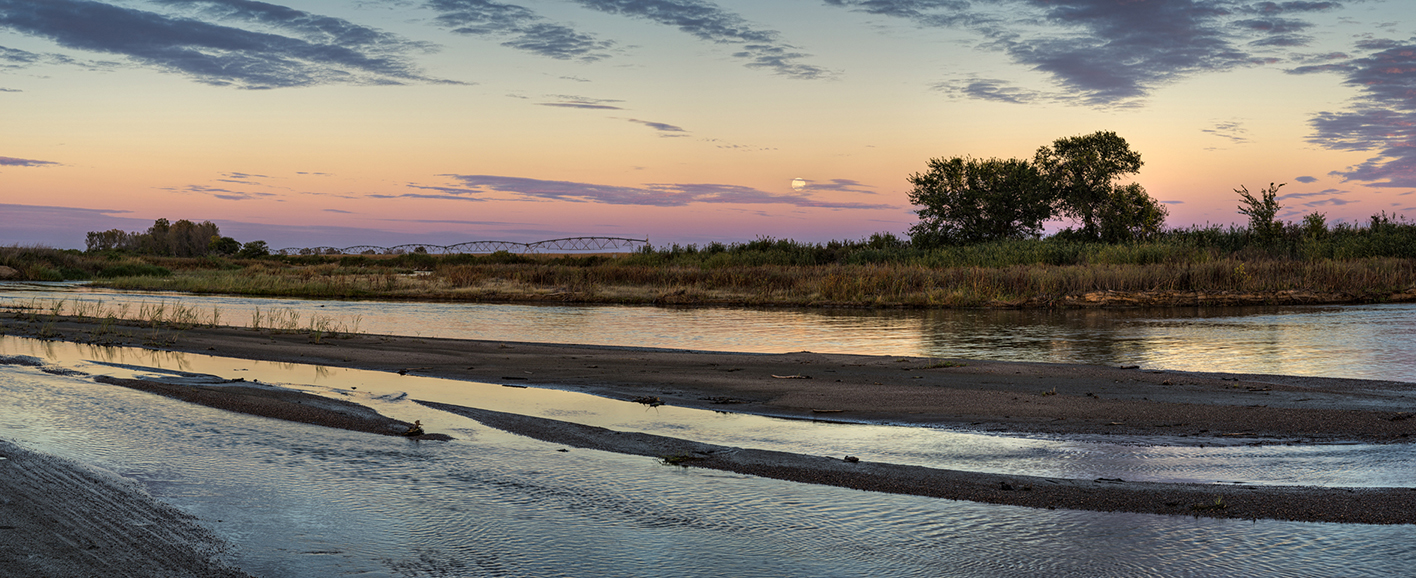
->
791;178;806;191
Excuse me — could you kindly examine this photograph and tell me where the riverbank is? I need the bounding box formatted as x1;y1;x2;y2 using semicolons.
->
4;315;1416;528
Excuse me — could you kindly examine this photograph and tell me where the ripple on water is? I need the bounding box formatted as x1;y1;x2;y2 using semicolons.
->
4;364;1416;577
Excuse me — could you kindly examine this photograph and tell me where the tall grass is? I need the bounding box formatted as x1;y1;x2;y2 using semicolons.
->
4;298;365;337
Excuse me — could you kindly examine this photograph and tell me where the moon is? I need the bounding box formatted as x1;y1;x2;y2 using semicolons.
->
791;178;806;191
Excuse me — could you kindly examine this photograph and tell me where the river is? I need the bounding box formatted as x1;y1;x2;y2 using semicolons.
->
2;283;1414;576
4;281;1414;382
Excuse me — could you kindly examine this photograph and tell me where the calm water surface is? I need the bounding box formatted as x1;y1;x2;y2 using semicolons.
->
4;282;1414;382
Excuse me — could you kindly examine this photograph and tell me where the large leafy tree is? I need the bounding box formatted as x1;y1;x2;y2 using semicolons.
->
907;156;1053;246
1034;131;1145;240
1095;182;1169;242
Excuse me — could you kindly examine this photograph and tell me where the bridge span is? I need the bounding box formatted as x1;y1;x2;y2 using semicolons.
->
274;236;648;256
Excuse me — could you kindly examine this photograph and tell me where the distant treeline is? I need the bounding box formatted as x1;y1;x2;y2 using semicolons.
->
85;218;268;258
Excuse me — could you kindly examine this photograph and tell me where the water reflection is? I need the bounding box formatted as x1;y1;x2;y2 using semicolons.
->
6;336;1415;488
3;362;1415;577
3;282;1413;382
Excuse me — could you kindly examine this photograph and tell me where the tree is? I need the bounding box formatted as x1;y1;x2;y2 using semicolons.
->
209;236;242;255
1034;131;1144;239
1236;182;1284;244
907;156;1053;246
85;229;134;252
1095;183;1169;242
236;240;270;258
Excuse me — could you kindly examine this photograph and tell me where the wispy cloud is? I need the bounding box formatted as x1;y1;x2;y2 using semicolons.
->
1301;197;1358;207
537;94;624;109
0;0;452;88
0;155;60;167
400;175;897;208
161;171;286;200
1292;38;1416;188
151;0;426;50
626;118;687;135
1202;120;1250;145
0;42;114;71
164;184;280;201
571;0;834;79
1294;175;1318;183
830;0;1340;105
424;0;614;61
930;77;1056;104
798;178;877;194
382;218;526;226
1278;187;1348;201
215;171;271;185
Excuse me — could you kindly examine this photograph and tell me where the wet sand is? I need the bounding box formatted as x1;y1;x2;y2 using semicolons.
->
0;439;255;578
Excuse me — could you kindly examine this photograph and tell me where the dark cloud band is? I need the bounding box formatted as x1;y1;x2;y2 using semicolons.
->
0;0;449;88
1295;40;1416;188
829;0;1340;105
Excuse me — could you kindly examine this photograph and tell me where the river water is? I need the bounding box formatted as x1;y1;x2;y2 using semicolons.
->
4;281;1415;382
2;283;1415;575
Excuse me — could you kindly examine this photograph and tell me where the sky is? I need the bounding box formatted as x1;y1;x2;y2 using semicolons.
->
3;0;1415;250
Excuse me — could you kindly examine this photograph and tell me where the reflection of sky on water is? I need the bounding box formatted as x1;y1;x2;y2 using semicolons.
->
5;337;1414;488
3;282;1413;382
3;350;1416;577
5;286;1416;575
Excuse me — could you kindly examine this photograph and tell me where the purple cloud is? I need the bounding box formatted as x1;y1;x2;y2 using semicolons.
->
425;0;614;61
830;0;1339;105
0;0;453;88
1294;39;1416;188
572;0;833;79
1278;188;1347;200
0;155;59;167
931;77;1053;104
626;118;687;135
1202;120;1250;145
537;95;625;109
799;178;877;194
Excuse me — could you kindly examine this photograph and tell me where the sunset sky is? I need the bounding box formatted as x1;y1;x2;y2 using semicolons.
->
3;0;1415;250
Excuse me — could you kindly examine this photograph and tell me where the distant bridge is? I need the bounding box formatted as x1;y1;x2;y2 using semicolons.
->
274;236;649;256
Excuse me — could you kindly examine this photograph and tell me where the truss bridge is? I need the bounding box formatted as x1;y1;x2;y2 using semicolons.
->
275;236;649;256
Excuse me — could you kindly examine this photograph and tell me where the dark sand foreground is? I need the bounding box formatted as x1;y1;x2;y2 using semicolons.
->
3;313;1416;576
0;439;255;578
